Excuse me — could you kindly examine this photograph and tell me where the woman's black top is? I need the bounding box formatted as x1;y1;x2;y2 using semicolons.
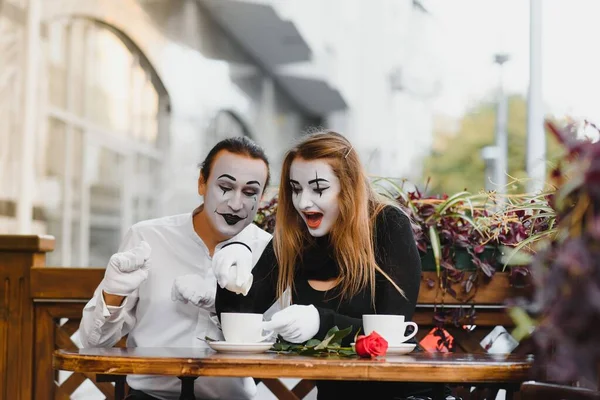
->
216;206;423;399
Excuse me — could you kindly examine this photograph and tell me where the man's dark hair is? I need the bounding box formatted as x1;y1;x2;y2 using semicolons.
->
200;136;270;189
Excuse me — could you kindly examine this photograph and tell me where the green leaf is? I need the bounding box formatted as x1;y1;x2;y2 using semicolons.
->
429;225;442;277
328;326;353;345
436;191;474;215
204;336;218;342
269;326;357;357
439;212;484;235
324;326;340;339
299;347;320;356
508;306;536;342
271;342;291;352
353;328;362;343
338;349;357;357
501;228;558;270
315;326;353;350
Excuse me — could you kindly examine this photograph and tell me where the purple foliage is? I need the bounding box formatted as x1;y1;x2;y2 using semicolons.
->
524;121;600;385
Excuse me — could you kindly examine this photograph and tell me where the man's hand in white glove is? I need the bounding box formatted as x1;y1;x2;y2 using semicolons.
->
212;242;253;295
171;274;216;309
102;241;151;297
262;304;320;343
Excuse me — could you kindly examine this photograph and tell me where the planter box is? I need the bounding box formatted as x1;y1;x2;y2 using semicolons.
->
420;245;501;272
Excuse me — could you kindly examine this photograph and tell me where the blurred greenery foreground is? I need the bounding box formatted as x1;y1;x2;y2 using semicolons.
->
254;118;600;385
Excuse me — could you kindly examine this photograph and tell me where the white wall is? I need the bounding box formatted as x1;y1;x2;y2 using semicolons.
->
273;0;440;180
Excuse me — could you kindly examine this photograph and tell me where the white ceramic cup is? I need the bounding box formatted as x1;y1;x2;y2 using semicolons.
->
362;314;418;345
220;312;274;343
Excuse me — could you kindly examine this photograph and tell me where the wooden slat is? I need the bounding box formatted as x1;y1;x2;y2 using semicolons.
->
86;372;117;399
56;372;87;398
34;307;56;399
0;235;55;252
0;272;9;399
31;267;104;299
1;252;35;400
44;302;87;319
59;320;81;338
419;272;525;305
413;307;514;327
54;382;75;400
261;379;299;400
55;325;79;352
53;371;116;400
291;379;316;398
49;307;116;399
445;326;486;354
29;268;519;304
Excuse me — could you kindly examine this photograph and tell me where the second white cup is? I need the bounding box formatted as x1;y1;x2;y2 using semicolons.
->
362;314;418;346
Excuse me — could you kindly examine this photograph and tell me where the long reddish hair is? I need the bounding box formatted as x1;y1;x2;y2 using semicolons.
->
274;131;404;304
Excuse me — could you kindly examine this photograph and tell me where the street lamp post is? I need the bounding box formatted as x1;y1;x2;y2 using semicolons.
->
494;53;510;194
527;0;545;193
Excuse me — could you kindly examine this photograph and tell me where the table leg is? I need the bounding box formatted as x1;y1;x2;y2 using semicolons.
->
178;376;197;400
505;385;516;400
431;383;446;400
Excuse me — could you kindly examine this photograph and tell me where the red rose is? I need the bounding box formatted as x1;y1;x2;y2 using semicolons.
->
355;331;388;358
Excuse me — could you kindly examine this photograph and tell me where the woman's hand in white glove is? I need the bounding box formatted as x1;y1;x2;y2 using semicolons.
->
262;304;320;343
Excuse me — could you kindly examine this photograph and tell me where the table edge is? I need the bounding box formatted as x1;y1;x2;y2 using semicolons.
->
53;349;534;383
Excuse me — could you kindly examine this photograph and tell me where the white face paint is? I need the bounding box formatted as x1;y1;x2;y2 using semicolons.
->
201;151;267;239
289;158;341;237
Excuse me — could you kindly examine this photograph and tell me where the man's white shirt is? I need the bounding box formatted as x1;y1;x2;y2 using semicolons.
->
79;210;272;400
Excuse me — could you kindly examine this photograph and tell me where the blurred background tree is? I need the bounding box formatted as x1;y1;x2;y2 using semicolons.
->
422;95;564;195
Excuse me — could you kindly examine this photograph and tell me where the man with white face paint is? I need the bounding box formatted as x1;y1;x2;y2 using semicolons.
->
79;137;272;400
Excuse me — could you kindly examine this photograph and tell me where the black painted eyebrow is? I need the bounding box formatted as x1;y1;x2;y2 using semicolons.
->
308;178;329;185
289;179;300;185
246;180;261;187
217;174;236;181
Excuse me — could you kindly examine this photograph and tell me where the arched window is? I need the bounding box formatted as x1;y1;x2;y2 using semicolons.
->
40;18;169;267
204;109;253;150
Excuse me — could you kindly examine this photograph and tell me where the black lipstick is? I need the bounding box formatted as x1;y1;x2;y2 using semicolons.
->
218;213;245;226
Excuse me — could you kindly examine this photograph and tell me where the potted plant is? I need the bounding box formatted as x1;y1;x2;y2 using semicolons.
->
510;120;600;389
254;177;556;327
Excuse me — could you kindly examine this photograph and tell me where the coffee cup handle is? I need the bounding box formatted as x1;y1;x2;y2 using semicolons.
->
402;322;418;342
260;329;276;342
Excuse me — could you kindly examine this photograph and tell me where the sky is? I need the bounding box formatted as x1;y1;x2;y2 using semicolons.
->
427;0;600;123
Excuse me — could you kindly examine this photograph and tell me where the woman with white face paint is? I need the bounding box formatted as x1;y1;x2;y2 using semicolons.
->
80;137;273;400
215;131;426;400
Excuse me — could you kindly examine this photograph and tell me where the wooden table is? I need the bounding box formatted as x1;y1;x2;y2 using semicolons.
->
54;348;534;400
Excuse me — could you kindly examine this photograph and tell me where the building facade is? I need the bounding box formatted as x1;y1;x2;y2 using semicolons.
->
0;0;438;270
1;0;345;268
274;0;440;179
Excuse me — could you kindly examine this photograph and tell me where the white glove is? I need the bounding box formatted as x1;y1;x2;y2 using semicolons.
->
102;241;151;296
171;274;216;309
262;304;320;343
212;242;253;295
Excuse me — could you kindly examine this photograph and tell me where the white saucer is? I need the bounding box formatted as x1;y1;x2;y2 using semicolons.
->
207;341;273;354
351;342;416;355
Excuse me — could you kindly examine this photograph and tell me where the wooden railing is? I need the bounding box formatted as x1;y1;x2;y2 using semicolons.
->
0;235;526;399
